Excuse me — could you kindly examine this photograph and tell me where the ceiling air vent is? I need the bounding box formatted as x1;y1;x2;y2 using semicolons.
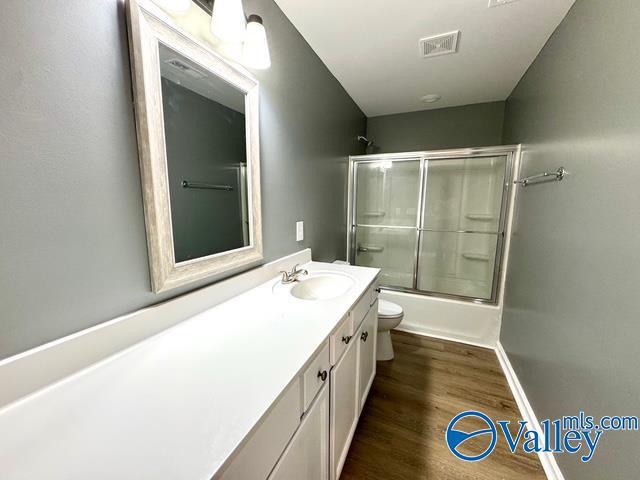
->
419;30;460;59
164;58;206;79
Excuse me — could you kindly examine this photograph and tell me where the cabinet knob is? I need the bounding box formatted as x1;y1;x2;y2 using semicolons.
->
317;370;328;382
341;335;352;344
361;331;369;342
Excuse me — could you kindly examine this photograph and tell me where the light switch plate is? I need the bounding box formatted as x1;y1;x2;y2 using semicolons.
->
296;221;304;242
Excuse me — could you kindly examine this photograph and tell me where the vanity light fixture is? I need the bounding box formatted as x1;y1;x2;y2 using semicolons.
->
152;0;192;14
208;0;272;69
211;0;247;43
242;15;271;70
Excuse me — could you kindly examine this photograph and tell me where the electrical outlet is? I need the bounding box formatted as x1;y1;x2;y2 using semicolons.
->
296;221;304;242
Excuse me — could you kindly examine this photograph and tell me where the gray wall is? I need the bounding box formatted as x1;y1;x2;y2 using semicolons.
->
501;1;640;478
366;101;505;153
0;0;365;359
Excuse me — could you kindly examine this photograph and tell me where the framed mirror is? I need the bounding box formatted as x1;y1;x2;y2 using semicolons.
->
127;0;262;293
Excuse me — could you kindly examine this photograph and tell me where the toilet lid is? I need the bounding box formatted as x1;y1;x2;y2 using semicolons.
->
378;299;403;318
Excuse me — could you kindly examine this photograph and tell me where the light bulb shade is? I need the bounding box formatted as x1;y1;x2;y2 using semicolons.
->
152;0;191;14
242;15;271;69
211;0;247;43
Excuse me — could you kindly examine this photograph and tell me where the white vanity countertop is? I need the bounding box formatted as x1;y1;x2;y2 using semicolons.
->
0;261;379;480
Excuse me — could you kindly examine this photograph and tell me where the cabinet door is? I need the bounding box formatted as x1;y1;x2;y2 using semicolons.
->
330;329;360;480
268;383;329;480
358;301;378;414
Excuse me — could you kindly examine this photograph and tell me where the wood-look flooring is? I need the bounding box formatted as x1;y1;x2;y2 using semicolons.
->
340;331;546;480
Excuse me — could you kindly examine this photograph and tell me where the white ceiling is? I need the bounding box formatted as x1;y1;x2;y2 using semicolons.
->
159;43;245;113
274;0;575;117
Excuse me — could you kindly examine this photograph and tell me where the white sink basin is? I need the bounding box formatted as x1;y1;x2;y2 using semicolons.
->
272;272;354;301
290;273;354;300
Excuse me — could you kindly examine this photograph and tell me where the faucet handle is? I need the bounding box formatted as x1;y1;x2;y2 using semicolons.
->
290;263;300;274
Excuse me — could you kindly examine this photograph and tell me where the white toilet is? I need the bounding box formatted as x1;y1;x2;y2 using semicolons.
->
376;299;404;361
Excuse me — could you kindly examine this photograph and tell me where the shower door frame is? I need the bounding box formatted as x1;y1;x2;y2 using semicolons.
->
347;145;519;305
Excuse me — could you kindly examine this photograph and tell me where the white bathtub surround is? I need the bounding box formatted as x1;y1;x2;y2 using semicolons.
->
0;258;379;480
381;290;502;349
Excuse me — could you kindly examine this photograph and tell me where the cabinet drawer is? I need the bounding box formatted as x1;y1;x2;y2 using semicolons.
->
369;277;379;307
330;314;353;365
352;282;377;329
302;341;330;412
218;379;302;480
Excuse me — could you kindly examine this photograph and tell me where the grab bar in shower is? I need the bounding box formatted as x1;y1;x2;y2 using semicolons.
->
182;180;234;191
514;167;567;187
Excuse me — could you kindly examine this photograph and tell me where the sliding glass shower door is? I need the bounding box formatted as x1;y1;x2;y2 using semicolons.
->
349;147;514;303
418;155;507;300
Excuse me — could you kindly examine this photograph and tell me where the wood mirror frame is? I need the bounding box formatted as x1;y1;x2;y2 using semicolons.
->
127;0;263;293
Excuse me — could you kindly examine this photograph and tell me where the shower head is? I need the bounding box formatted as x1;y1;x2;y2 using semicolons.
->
357;135;374;147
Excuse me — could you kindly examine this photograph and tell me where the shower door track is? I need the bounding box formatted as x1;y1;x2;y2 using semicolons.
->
346;145;519;305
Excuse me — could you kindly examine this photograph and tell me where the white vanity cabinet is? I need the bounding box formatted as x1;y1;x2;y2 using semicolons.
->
268;383;330;480
329;283;379;480
222;277;379;480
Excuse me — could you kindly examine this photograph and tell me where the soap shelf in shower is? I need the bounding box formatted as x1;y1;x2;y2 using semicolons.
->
465;213;495;221
361;211;386;218
462;253;491;262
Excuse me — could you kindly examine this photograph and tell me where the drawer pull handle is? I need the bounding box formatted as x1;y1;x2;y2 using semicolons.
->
361;331;369;342
341;335;352;344
317;370;328;382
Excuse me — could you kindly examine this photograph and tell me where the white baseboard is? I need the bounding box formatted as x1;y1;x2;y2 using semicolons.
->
495;342;565;480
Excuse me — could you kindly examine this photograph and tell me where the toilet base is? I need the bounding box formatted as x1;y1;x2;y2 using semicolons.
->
376;330;395;361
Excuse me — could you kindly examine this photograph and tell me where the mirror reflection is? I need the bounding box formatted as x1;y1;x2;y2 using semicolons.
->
159;42;249;263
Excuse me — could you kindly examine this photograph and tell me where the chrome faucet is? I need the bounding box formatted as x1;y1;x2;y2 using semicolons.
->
280;264;308;284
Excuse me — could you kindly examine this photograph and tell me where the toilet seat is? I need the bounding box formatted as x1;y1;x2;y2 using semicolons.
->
378;299;403;319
